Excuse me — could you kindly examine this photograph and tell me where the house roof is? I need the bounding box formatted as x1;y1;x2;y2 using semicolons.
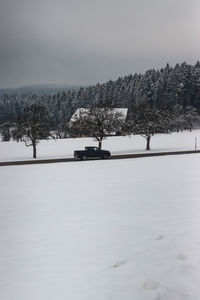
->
70;108;128;122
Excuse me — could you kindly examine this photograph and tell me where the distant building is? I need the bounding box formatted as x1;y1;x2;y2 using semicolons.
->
70;108;128;123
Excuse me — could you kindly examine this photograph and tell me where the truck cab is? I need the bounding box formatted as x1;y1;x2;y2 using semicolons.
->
74;146;111;160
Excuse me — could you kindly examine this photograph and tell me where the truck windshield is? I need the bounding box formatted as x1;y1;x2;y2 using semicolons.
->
85;147;99;151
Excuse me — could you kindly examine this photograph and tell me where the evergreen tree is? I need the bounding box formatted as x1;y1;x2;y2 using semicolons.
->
0;122;12;141
183;106;200;131
171;104;185;132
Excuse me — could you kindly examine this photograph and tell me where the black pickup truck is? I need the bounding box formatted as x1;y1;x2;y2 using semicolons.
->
74;146;111;160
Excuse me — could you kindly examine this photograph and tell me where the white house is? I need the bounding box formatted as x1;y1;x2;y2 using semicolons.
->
70;108;128;123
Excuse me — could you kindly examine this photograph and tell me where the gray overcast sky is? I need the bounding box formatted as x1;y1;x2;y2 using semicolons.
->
0;0;200;88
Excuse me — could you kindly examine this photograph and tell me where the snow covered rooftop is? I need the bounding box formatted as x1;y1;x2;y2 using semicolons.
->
70;108;128;122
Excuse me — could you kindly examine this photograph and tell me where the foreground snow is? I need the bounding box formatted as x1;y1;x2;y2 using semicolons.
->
0;154;200;300
0;130;200;161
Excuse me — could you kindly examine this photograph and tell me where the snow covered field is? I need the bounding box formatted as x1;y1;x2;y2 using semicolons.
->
0;153;200;300
0;130;200;161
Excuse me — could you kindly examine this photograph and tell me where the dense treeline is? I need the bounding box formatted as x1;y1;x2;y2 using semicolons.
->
0;61;200;137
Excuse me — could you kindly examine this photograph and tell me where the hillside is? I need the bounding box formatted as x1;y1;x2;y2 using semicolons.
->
0;61;200;128
0;83;83;96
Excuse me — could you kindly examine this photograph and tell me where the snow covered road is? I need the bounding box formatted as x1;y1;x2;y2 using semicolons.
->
0;149;200;166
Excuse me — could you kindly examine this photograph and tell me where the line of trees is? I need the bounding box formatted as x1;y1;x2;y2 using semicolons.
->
1;61;200;157
69;105;179;151
5;103;199;158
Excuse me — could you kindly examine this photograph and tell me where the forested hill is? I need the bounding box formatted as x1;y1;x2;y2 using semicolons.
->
0;61;200;126
74;61;200;111
0;83;82;96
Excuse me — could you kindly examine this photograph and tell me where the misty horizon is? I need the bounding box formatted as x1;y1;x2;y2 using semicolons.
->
1;60;200;91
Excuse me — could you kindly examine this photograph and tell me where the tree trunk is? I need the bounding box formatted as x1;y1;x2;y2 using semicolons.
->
33;142;37;158
146;136;151;150
98;139;102;149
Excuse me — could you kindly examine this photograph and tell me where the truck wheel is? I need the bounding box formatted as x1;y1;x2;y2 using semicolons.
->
82;155;87;160
103;154;109;159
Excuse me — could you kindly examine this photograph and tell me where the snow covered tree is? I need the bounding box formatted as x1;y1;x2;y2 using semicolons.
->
70;107;125;149
0;122;12;141
171;104;185;132
12;105;51;158
183;106;200;131
127;105;172;150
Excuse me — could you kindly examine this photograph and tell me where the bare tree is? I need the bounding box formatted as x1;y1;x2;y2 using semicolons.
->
126;105;172;150
70;107;125;148
12;105;51;158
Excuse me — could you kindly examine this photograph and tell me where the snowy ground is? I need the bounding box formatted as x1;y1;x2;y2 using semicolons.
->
0;130;200;161
0;153;200;300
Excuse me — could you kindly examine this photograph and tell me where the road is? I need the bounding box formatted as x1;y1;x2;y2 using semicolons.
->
0;149;199;167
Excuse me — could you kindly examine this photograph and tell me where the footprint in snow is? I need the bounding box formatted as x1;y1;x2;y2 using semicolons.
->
176;252;186;261
143;280;189;299
112;260;127;268
155;234;165;240
154;293;161;300
142;279;161;290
